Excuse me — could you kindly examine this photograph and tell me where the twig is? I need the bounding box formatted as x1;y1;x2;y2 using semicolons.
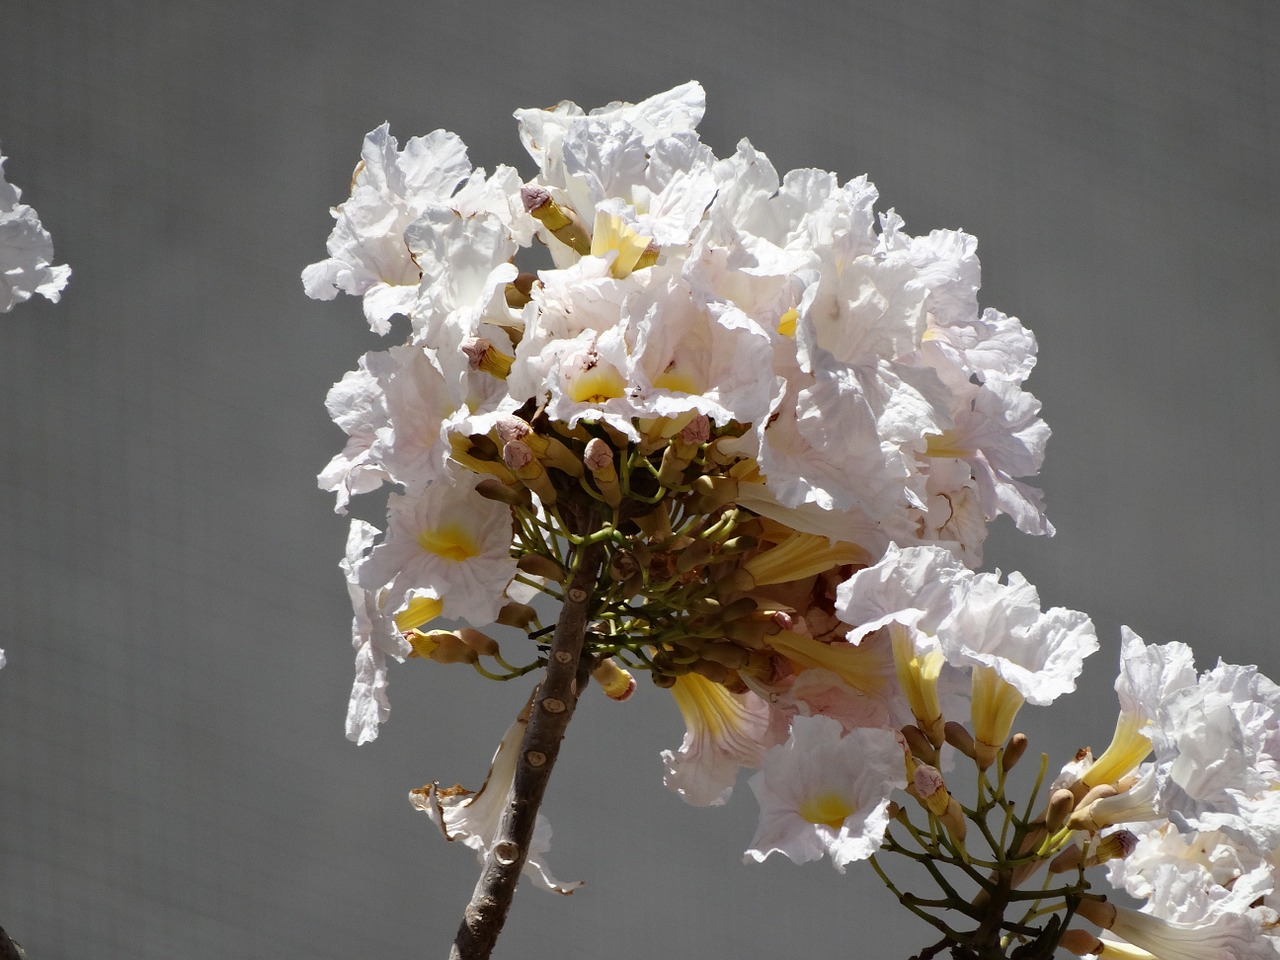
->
0;926;28;960
449;521;603;960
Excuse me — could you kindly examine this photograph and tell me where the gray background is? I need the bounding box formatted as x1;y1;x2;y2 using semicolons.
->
1;1;1277;958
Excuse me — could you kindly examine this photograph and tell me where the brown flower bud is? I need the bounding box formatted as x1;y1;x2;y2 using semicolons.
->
1001;732;1029;773
944;721;977;760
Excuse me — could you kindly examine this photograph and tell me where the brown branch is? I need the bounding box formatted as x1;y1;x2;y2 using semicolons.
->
0;926;28;960
449;532;603;960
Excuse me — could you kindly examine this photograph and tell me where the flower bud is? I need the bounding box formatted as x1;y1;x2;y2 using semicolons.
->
940;795;967;854
460;337;513;379
1001;732;1029;773
676;414;710;446
495;601;537;629
504;439;558;505
657;438;697;487
676;539;713;573
583;437;622;506
607;548;641;582
690;659;730;683
504;271;537;309
406;630;476;664
474;476;529;508
456;628;500;658
591;658;636;701
496;415;582;477
1045;788;1077;834
698;642;750;669
517;553;566;582
721;617;770;649
717;596;758;621
944;721;977;760
1066;784;1122;833
911;763;951;818
521;186;591;254
901;724;939;766
450;433;516;482
687;474;739;513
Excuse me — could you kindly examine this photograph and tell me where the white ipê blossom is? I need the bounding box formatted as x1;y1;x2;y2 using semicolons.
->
834;543;1096;753
1077;860;1280;960
341;519;412;745
1;147;70;313
745;715;906;873
1076;628;1198;790
661;672;772;806
1145;655;1280;855
356;469;519;627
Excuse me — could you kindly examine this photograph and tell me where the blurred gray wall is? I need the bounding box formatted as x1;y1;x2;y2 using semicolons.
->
1;1;1277;957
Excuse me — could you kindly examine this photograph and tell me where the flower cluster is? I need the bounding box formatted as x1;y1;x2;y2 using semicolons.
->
1046;630;1280;959
1;146;70;314
307;83;1278;957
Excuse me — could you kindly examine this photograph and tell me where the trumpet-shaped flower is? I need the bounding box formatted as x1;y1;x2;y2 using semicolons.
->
302;124;475;332
515;81;706;244
1081;628;1198;790
937;566;1096;710
1;149;70;312
661;672;772;806
357;470;518;626
1075;862;1279;960
1148;657;1280;852
745;715;905;872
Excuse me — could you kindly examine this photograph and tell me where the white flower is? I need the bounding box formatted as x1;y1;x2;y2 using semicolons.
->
835;544;974;741
404;203;520;367
921;374;1054;536
1076;861;1279;960
1108;824;1266;903
0;148;70;312
357;469;518;626
515;81;706;217
661;672;772;806
341;520;412;744
301;124;475;332
318;353;392;513
938;566;1096;703
1079;628;1198;790
411;693;581;894
1150;657;1280;850
745;715;906;873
